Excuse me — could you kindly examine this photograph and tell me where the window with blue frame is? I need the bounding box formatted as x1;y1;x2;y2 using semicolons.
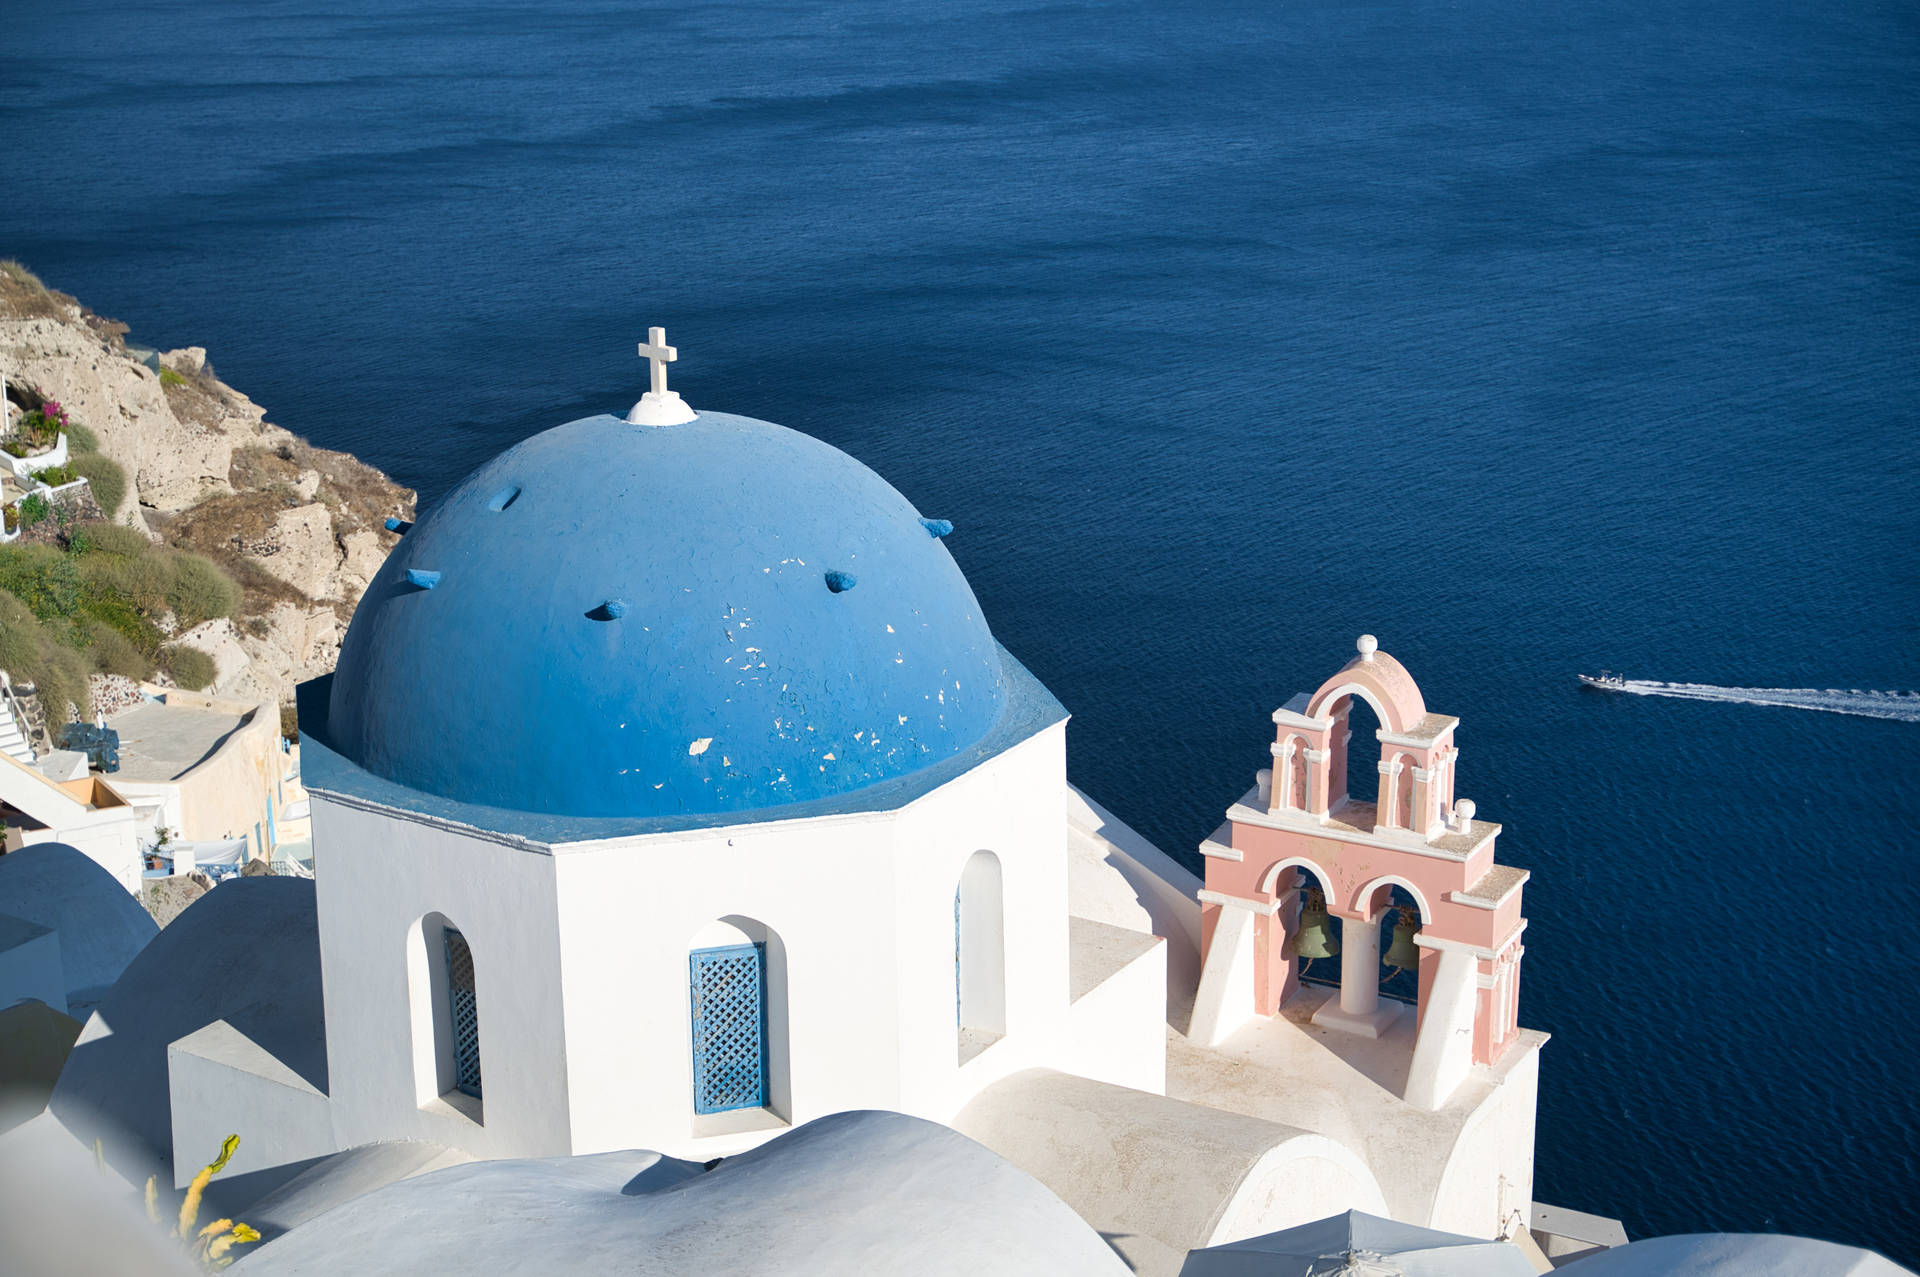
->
689;943;767;1114
445;927;482;1098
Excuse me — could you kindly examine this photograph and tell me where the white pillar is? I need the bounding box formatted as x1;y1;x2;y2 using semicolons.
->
1304;748;1329;815
1339;916;1381;1017
1412;765;1434;836
1311;913;1401;1038
1376;758;1400;826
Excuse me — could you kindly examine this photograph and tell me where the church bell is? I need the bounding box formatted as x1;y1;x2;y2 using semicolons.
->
1288;887;1339;961
1384;908;1421;971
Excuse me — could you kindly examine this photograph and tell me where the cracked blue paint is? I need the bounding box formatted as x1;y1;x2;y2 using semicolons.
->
323;411;1015;820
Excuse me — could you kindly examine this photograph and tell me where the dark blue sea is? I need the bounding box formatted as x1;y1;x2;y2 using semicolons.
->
4;0;1916;1261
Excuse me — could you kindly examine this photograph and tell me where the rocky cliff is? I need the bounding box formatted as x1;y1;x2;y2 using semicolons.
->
0;264;414;711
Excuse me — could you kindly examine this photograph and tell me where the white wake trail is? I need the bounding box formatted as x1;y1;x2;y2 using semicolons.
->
1608;681;1920;723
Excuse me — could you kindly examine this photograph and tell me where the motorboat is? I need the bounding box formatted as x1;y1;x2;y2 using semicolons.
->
1578;670;1627;690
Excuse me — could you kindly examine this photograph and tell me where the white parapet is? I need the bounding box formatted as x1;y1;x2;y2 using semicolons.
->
0;914;68;1014
168;1020;336;1189
1058;916;1167;1096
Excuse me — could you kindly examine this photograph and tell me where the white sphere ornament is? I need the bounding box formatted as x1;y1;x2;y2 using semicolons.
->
626;390;697;426
1454;798;1476;824
1356;634;1379;662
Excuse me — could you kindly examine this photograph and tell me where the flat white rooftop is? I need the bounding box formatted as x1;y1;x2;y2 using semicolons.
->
106;702;247;782
1165;981;1547;1227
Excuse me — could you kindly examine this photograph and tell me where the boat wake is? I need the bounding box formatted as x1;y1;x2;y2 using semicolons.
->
1606;681;1920;723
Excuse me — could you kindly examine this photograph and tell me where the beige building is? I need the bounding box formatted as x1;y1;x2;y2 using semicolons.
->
102;688;290;862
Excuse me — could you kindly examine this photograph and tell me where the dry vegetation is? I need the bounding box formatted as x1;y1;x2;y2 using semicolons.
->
0;259;70;321
157;358;236;431
147;489;315;615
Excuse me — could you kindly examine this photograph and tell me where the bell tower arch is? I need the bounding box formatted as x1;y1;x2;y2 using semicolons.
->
1190;635;1531;1113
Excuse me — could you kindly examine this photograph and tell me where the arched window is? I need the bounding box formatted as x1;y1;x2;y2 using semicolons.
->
688;916;788;1118
956;850;1006;1062
409;913;482;1118
445;928;482;1098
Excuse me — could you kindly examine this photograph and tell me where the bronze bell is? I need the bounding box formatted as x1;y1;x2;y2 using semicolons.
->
1289;887;1339;961
1384;907;1421;971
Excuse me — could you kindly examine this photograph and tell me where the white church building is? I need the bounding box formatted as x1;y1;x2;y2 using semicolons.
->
128;333;1546;1274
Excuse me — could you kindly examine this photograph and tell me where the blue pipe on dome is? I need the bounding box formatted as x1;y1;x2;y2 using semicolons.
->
405;568;441;590
385;517;413;534
825;571;857;593
920;518;953;538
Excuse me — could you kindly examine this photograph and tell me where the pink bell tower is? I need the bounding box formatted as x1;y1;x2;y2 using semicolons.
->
1189;636;1531;1111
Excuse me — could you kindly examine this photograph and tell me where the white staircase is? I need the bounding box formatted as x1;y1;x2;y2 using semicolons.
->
0;672;37;764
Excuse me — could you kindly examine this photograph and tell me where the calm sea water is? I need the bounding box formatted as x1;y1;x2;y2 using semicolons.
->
4;0;1916;1259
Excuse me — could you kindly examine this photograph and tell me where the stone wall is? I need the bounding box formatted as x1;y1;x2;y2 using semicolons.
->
13;480;105;546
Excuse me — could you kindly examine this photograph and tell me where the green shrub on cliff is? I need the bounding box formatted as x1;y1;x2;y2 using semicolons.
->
74;579;161;658
161;643;216;692
68;453;125;515
81;550;168;616
0;543;81;618
0;590;89;723
0;535;242;707
167;552;240;627
82;523;151;559
77;617;148;679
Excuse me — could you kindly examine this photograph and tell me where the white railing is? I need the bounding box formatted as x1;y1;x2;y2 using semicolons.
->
0;670;38;762
2;475;93;542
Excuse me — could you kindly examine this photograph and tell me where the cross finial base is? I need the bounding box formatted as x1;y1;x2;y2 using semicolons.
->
627;390;697;426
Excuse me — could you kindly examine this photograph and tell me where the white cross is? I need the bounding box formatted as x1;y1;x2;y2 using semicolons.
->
626;325;697;426
639;327;677;397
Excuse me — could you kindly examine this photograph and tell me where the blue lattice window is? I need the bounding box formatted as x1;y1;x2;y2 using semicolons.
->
445;927;482;1099
689;943;767;1115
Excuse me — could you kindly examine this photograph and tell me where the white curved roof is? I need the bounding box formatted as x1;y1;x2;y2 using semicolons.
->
239;1110;1128;1276
0;841;156;1015
1559;1233;1913;1276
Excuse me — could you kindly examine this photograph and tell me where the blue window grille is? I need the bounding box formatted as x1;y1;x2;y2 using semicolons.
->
689;943;767;1115
445;928;482;1098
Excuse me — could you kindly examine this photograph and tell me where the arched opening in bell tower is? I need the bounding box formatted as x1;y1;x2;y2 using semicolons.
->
1333;692;1385;812
1365;882;1429;1007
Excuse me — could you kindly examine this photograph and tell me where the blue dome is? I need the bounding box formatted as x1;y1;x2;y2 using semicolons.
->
326;411;1007;820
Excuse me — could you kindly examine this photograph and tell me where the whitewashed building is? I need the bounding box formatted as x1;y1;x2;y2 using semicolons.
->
82;336;1545;1276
